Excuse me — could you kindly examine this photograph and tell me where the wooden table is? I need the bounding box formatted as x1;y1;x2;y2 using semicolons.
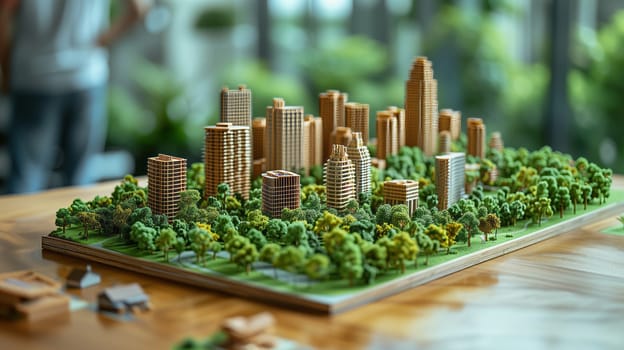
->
1;179;623;350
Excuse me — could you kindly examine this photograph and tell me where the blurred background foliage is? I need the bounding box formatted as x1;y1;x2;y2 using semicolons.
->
96;0;624;178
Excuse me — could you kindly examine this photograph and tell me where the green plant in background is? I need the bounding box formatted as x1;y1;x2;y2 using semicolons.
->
107;60;211;174
569;10;624;173
220;61;311;117
194;7;236;31
423;4;548;151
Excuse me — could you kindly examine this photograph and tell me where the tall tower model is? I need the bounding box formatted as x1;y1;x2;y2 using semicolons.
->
320;90;348;160
204;122;251;199
303;115;323;172
265;98;304;172
467;118;486;158
384;179;419;216
252;118;266;160
387;106;406;149
347;132;371;195
147;154;187;219
261;170;301;218
220;85;252;127
439;109;461;141
376;110;398;160
324;144;356;211
405;57;438;156
345;102;369;144
436;152;465;210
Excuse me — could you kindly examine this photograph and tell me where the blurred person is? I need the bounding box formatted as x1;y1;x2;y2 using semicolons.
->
0;0;148;193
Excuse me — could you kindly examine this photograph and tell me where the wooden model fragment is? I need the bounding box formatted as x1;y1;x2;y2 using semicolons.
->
0;270;69;322
221;312;276;350
97;283;150;314
66;264;101;289
147;154;187;219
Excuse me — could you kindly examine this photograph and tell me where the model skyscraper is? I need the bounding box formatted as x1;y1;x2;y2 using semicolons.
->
265;98;304;172
387;106;406;148
345;102;369;144
220;85;252;128
319;90;347;159
347;132;371;195
467;118;486;158
405;57;438;156
147;154;187;219
376;110;398;160
439;109;461;141
303;115;323;172
324;144;356;211
204;122;251;199
436;152;465;210
261;170;301;218
384;179;419;216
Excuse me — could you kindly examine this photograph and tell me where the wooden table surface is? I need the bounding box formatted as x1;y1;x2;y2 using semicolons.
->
1;179;624;350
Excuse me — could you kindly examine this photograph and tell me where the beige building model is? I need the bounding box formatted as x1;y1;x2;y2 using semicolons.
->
252;117;266;160
324;144;356;211
319;90;347;159
204;122;251;199
347;132;371;195
387;106;406;148
405;56;438;156
438;130;452;154
345;102;369;144
265;98;304;173
467;118;486;158
147;154;187;219
488;131;504;152
331;126;353;148
303;115;323;173
220;85;252;128
376;110;398;160
261;170;301;218
436;152;466;210
384;179;419;216
439;109;461;141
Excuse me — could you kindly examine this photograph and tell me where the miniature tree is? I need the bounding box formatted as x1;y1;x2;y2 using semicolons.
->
618;215;624;229
485;213;501;240
313;211;343;236
112;205;132;237
231;238;259;274
265;219;288;242
414;230;437;266
555;187;572;218
375;204;392;225
458;212;479;247
362;241;388;271
444;222;463;253
303;254;330;281
537;197;553;226
245;228;267;250
569;182;582;214
155;228;178;262
55;208;72;234
189;227;212;265
173;237;186;262
390;205;411;230
581;184;593;210
273;246;305;281
209;241;222;260
285;221;309;247
76;211;100;240
176;190;202;223
130;222;157;252
509;200;526;226
424;224;448;251
338;241;363;286
349;219;376;242
388;232;419;274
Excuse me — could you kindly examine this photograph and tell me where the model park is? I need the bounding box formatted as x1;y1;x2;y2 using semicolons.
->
44;57;619;311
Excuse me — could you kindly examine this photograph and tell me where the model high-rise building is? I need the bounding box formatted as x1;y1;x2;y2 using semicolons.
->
436;152;465;210
488;131;504;152
320;90;348;159
324;144;356;211
384;179;419;216
331;126;352;148
345;102;369;144
303;115;323;173
405;57;438;156
438;130;451;154
204;122;251;199
376;110;398;160
261;170;301;218
220;85;252;127
347;132;371;196
467;118;486;158
252;117;266;160
439;109;461;141
265;98;304;172
387;106;406;148
147;154;187;219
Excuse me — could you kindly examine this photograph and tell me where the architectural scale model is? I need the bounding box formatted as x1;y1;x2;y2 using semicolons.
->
0;270;69;321
97;283;150;314
42;56;621;314
345;102;370;144
66;264;101;289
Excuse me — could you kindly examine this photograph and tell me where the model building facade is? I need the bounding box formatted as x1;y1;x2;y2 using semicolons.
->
436;152;466;210
220;85;252;128
439;109;461;141
384;179;419;216
303;115;323;172
265;98;304;172
387;106;406;148
204;122;251;199
324;144;356;211
261;170;301;218
467;118;486;158
147;154;187;219
320;90;347;159
376;110;398;160
252;117;266;160
405;56;438;156
345;102;369;144
331;126;352;148
347;132;371;195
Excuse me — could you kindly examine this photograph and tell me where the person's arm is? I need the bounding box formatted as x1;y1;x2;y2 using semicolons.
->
0;0;19;94
96;0;150;47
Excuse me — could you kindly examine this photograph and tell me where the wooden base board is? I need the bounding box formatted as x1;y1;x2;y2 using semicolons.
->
42;201;624;314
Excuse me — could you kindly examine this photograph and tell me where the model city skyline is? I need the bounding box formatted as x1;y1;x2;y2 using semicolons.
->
148;56;488;219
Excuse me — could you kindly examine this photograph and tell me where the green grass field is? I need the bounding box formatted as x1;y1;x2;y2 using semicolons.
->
66;189;624;298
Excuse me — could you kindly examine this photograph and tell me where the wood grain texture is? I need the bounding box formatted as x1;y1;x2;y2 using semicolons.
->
1;178;624;350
